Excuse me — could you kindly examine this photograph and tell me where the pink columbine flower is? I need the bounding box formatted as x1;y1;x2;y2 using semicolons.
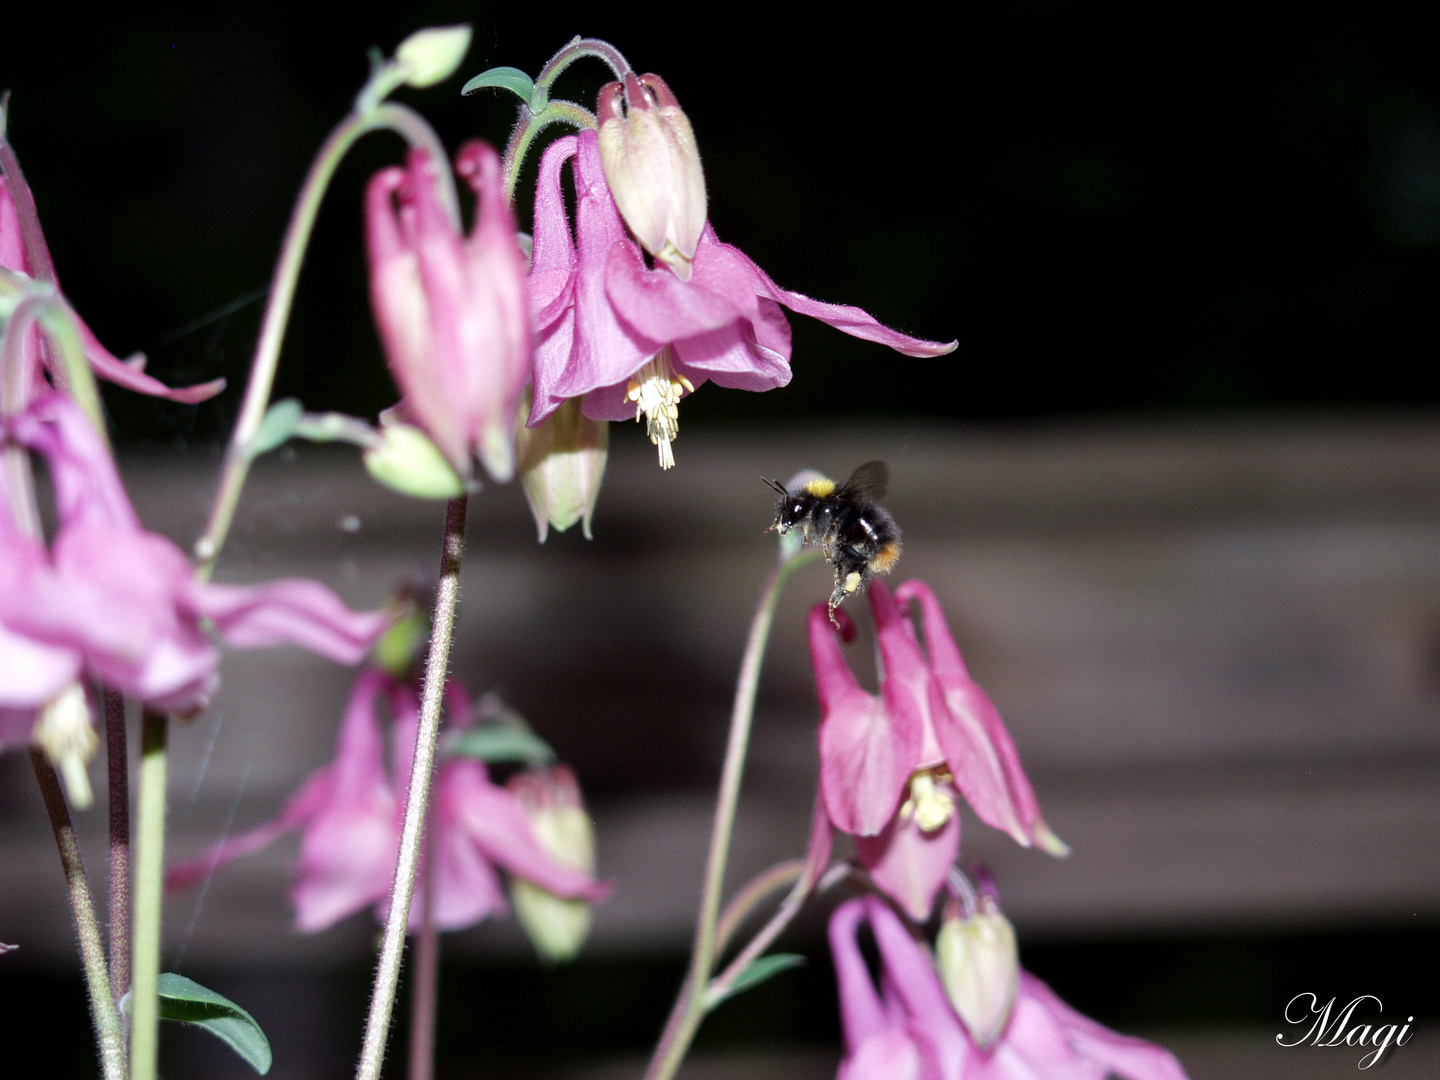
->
808;580;1064;921
527;129;956;469
167;670;607;934
830;895;1191;1080
1;172;224;405
365;141;531;484
0;393;388;800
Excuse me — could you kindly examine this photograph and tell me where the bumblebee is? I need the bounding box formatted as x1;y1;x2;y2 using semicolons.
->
766;460;902;620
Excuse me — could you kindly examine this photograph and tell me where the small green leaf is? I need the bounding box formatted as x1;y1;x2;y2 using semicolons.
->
249;398;303;458
448;724;556;765
707;953;806;1011
461;66;534;102
156;972;273;1075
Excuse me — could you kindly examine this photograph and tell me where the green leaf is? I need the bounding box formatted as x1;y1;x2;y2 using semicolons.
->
707;953;807;1011
249;398;303;458
461;66;534;102
156;973;273;1075
448;724;556;765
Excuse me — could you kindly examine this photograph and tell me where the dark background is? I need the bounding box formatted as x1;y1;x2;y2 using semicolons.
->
3;2;1440;446
3;3;1439;1077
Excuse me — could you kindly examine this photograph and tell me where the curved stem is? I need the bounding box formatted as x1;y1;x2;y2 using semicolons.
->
356;494;468;1080
130;709;169;1080
713;860;805;958
643;549;820;1080
500;100;597;206
193;102;456;576
31;750;126;1080
535;37;633;91
705;861;847;1010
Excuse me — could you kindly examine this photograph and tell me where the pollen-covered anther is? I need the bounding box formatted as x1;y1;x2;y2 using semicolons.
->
627;348;688;469
898;770;956;833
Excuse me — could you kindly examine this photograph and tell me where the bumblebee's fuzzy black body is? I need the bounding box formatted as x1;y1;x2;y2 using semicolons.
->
766;461;902;620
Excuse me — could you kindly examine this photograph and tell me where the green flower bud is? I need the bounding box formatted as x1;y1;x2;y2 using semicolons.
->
395;25;473;88
516;394;608;541
362;413;466;500
507;766;598;963
935;896;1019;1048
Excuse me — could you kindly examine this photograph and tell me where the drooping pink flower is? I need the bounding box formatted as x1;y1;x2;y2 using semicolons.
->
0;393;388;726
808;580;1063;921
830;895;1191;1080
1;171;225;405
167;670;608;934
527;129;955;468
365;141;531;483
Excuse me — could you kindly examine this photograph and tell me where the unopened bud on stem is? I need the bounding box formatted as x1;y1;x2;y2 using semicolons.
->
597;73;707;280
935;895;1020;1048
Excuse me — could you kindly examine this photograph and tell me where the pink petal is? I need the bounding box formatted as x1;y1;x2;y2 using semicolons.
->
810;604;919;836
0;618;79;707
166;769;332;892
445;762;608;901
1016;974;1192;1080
408;773;508;931
855;807;961;923
191;578;389;666
828;899;891;1053
896;581;1066;855
842;1028;926;1080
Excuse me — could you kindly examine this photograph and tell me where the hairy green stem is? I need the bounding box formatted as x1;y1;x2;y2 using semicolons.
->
31;750;126;1080
105;688;131;1009
500;100;598;205
644;550;819;1080
130;710;169;1080
356;495;468;1080
194;101;455;576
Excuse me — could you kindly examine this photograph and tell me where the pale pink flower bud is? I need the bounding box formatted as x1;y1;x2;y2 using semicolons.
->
935;895;1020;1049
597;74;707;281
365;141;531;483
507;765;599;962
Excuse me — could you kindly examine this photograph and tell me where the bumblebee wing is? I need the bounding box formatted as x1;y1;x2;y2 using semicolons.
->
842;460;889;502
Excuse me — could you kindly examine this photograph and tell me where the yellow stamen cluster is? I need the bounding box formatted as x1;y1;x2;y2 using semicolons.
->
625;346;694;469
900;769;956;833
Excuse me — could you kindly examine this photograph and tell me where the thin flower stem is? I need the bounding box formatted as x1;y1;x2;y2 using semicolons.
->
357;494;468;1080
30;750;126;1080
194;101;456;576
105;688;131;1009
1;292;108;442
705;862;848;1010
535;37;633;91
130;709;169;1080
712;860;805;957
499;100;597;206
406;822;440;1080
644;549;820;1080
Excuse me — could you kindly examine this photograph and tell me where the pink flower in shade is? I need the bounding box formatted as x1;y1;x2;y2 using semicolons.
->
365;141;531;483
0;393;388;726
830;895;1191;1080
808;580;1063;921
1;173;224;405
167;671;608;934
527;129;956;468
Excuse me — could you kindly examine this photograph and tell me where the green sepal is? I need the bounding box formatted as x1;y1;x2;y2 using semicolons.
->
362;420;466;499
448;724;556;766
155;972;273;1075
706;953;807;1012
249;398;303;458
462;66;535;104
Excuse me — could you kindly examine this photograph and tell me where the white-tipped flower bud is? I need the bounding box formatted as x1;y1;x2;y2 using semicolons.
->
597;73;707;281
517;394;608;541
395;25;473;88
935;896;1020;1048
507;766;598;963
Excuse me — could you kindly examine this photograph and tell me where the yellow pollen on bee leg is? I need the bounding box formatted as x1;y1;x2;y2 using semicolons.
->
844;571;862;593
